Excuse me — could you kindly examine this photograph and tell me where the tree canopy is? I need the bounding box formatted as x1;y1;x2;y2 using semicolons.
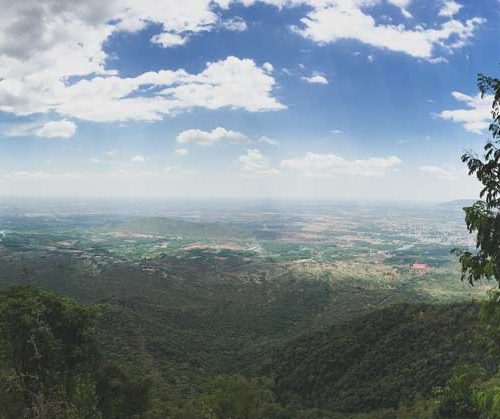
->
0;286;151;419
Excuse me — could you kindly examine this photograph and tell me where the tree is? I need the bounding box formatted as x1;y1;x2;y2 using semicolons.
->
451;73;500;419
195;375;284;419
95;364;152;419
436;364;486;418
0;286;102;417
454;73;500;286
0;286;154;419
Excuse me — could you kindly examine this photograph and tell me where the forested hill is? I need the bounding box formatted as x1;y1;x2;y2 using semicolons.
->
272;302;497;414
1;285;500;418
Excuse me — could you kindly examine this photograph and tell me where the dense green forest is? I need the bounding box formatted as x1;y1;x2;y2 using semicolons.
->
3;284;500;418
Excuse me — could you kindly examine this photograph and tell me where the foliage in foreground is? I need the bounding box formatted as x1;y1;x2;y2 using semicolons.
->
0;286;150;419
444;69;500;419
455;73;500;286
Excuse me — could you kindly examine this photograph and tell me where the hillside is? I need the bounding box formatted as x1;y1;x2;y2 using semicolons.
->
272;302;497;414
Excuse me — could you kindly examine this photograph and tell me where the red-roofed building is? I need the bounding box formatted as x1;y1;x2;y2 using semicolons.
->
410;262;429;274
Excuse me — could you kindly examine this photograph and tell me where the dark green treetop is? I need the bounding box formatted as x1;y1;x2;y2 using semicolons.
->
0;286;152;419
0;286;101;417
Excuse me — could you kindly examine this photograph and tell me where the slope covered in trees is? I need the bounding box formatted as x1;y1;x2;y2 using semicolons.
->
3;285;500;418
272;302;497;414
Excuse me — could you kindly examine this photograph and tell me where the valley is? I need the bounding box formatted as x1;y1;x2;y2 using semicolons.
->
0;200;491;417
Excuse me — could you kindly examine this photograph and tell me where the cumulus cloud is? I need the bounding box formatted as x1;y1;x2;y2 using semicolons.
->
302;74;329;84
290;1;483;60
151;32;188;48
439;0;463;17
36;120;77;138
177;127;248;145
177;127;279;146
175;148;189;156
235;149;281;176
5;120;77;138
0;0;485;133
234;148;403;179
0;1;287;129
280;152;402;177
0;0;481;76
438;92;493;133
0;56;285;123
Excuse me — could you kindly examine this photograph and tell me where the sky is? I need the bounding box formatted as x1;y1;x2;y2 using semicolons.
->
0;0;498;201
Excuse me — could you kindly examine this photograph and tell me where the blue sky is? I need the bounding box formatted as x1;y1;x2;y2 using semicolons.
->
0;0;498;200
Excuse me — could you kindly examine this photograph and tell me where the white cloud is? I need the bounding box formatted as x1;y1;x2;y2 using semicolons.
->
330;129;343;134
280;152;402;177
292;1;483;60
438;92;492;133
0;0;484;132
0;0;255;78
235;149;281;176
0;56;285;123
388;0;411;7
419;165;463;180
302;74;329;84
221;17;248;31
177;127;248;145
36;120;77;138
177;128;279;146
5;120;77;138
175;148;189;156
439;0;463;17
160;56;284;113
0;1;288;127
151;32;188;48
